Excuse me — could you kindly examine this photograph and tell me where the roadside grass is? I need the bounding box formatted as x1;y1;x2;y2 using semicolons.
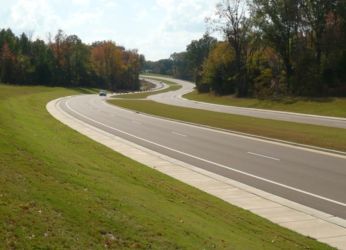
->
140;79;156;91
0;83;332;249
185;90;346;118
108;99;346;152
141;72;173;78
71;87;99;94
114;79;181;99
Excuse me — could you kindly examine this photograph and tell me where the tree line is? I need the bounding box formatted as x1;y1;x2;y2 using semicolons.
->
144;0;346;98
0;29;144;91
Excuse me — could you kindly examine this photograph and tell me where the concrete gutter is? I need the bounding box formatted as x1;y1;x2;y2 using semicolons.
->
47;96;346;249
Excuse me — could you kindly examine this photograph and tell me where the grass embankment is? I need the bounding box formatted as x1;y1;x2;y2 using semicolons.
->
109;99;346;152
141;73;173;78
0;84;332;249
115;79;181;99
185;90;346;118
140;79;156;91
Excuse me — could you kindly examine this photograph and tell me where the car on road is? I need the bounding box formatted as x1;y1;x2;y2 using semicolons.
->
99;90;107;96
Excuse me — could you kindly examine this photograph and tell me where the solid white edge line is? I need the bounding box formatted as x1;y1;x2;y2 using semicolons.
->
248;152;280;161
63;98;346;208
102;99;346;160
141;75;346;122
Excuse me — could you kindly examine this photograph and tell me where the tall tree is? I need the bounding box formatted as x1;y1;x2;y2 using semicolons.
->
0;28;141;90
91;41;122;90
301;0;336;66
211;0;251;96
0;42;16;83
200;42;235;94
170;52;192;80
18;33;31;55
251;0;302;91
31;39;53;85
63;35;91;86
186;34;217;82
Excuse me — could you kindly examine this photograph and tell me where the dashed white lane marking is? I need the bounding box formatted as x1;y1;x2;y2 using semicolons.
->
172;131;187;137
248;152;281;161
63;100;346;208
101;98;346;160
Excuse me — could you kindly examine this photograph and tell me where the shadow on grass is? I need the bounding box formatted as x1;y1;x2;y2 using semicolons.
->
71;87;98;94
271;96;335;104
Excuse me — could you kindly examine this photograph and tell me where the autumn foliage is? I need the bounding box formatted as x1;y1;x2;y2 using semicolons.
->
0;29;142;90
144;0;346;97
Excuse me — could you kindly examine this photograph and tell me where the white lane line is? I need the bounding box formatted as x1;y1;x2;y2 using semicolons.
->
63;100;346;208
248;152;280;161
142;76;346;122
172;131;187;137
102;98;346;159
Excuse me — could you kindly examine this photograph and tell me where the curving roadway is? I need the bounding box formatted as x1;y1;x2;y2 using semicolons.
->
143;75;346;129
56;94;346;219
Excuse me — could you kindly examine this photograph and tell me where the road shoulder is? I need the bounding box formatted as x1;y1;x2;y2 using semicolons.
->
47;97;346;250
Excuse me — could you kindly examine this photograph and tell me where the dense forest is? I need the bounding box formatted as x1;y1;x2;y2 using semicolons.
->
0;29;143;91
144;0;346;98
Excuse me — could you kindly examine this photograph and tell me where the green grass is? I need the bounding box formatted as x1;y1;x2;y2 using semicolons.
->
108;99;346;152
70;87;99;94
115;78;181;99
0;83;333;249
185;90;346;118
140;79;156;91
141;72;173;78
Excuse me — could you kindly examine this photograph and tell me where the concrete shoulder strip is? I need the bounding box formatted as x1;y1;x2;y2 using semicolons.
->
47;97;346;250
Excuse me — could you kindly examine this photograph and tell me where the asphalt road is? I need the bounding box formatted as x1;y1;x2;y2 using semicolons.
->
143;76;346;129
58;94;346;219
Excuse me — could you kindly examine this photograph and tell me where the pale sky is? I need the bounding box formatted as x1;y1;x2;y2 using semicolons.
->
0;0;220;60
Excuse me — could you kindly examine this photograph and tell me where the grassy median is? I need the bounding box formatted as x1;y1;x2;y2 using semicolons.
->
185;90;346;118
109;99;346;152
0;84;332;249
141;73;173;78
116;79;181;99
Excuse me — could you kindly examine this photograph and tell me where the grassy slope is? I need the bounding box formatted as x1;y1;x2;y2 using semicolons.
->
141;73;173;78
140;80;156;91
108;99;346;152
185;91;346;118
115;79;181;99
0;84;332;249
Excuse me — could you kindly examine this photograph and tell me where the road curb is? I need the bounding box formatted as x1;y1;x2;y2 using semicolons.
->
141;75;346;129
179;94;346;122
47;96;346;249
104;100;346;158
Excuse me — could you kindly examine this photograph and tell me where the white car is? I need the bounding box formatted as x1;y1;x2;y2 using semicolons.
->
99;90;107;96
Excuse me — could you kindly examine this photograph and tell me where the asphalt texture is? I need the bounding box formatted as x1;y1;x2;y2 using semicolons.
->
58;94;346;219
144;76;346;129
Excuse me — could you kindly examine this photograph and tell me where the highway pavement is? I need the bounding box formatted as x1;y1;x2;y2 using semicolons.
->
143;76;346;129
57;94;346;219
